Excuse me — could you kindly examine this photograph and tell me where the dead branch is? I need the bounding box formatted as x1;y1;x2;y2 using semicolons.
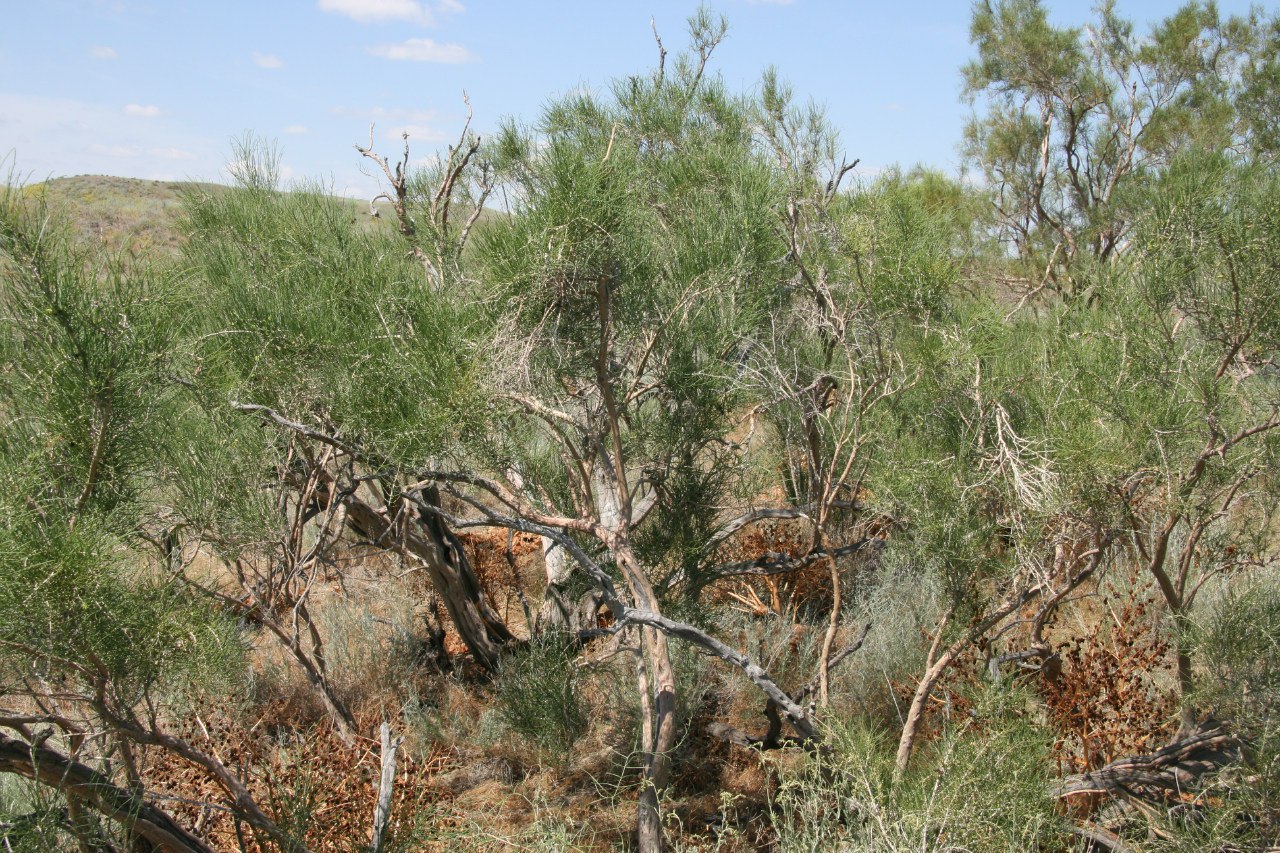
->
1054;718;1242;803
355;124;414;238
0;731;215;853
369;722;403;853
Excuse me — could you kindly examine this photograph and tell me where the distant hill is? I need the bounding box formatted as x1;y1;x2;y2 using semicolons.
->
23;175;215;255
23;174;502;260
24;175;407;255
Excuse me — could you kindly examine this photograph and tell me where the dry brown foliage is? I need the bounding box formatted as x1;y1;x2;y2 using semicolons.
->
143;705;454;852
1039;570;1179;776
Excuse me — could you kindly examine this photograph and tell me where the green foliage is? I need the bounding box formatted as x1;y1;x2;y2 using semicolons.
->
494;631;587;754
0;479;243;705
0;183;176;525
964;0;1280;294
847;167;986;317
1132;151;1280;370
0;182;243;705
772;688;1067;852
0;778;79;853
1193;577;1280;823
178;141;483;469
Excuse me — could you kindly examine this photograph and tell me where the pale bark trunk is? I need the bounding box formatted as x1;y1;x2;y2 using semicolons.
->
613;543;677;853
895;619;961;778
537;537;603;634
369;722;402;853
895;646;958;777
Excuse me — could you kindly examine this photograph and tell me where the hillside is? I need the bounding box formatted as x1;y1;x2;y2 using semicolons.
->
26;174;495;257
26;175;216;254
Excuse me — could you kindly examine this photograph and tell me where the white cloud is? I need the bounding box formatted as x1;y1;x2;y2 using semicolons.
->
284;124;309;134
150;146;197;160
317;0;456;25
368;38;472;63
883;103;905;113
123;104;161;117
89;143;140;158
332;106;448;145
252;52;284;69
0;93;217;183
89;46;118;60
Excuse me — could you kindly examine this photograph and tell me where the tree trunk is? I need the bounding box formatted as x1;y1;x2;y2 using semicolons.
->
895;631;960;777
341;486;513;670
0;733;215;853
537;538;603;635
1173;613;1198;728
612;543;678;853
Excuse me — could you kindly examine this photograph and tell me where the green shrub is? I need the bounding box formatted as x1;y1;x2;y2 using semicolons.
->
494;631;587;754
1189;576;1280;842
772;687;1067;853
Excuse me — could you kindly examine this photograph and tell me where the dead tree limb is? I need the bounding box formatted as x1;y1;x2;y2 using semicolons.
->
0;732;215;853
369;722;403;853
356;124;414;238
706;622;872;750
229;401;515;670
1054;718;1242;804
92;708;311;853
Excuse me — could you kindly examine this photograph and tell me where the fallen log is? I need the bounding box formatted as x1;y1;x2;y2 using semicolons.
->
1054;717;1242;804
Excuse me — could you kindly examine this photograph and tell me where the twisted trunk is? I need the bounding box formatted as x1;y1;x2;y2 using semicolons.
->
341;485;513;671
612;541;678;853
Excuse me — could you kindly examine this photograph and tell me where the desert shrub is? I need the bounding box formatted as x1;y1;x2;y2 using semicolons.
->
1189;575;1280;842
495;630;587;754
771;687;1067;853
0;778;78;853
315;582;439;711
1195;575;1280;735
833;558;943;727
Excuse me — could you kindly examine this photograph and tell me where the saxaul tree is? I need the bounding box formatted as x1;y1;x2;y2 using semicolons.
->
0;184;305;853
964;0;1280;299
1106;152;1280;716
187;13;900;849
178;147;516;674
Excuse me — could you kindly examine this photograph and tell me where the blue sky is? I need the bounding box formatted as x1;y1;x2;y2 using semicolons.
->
1;1;1270;198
